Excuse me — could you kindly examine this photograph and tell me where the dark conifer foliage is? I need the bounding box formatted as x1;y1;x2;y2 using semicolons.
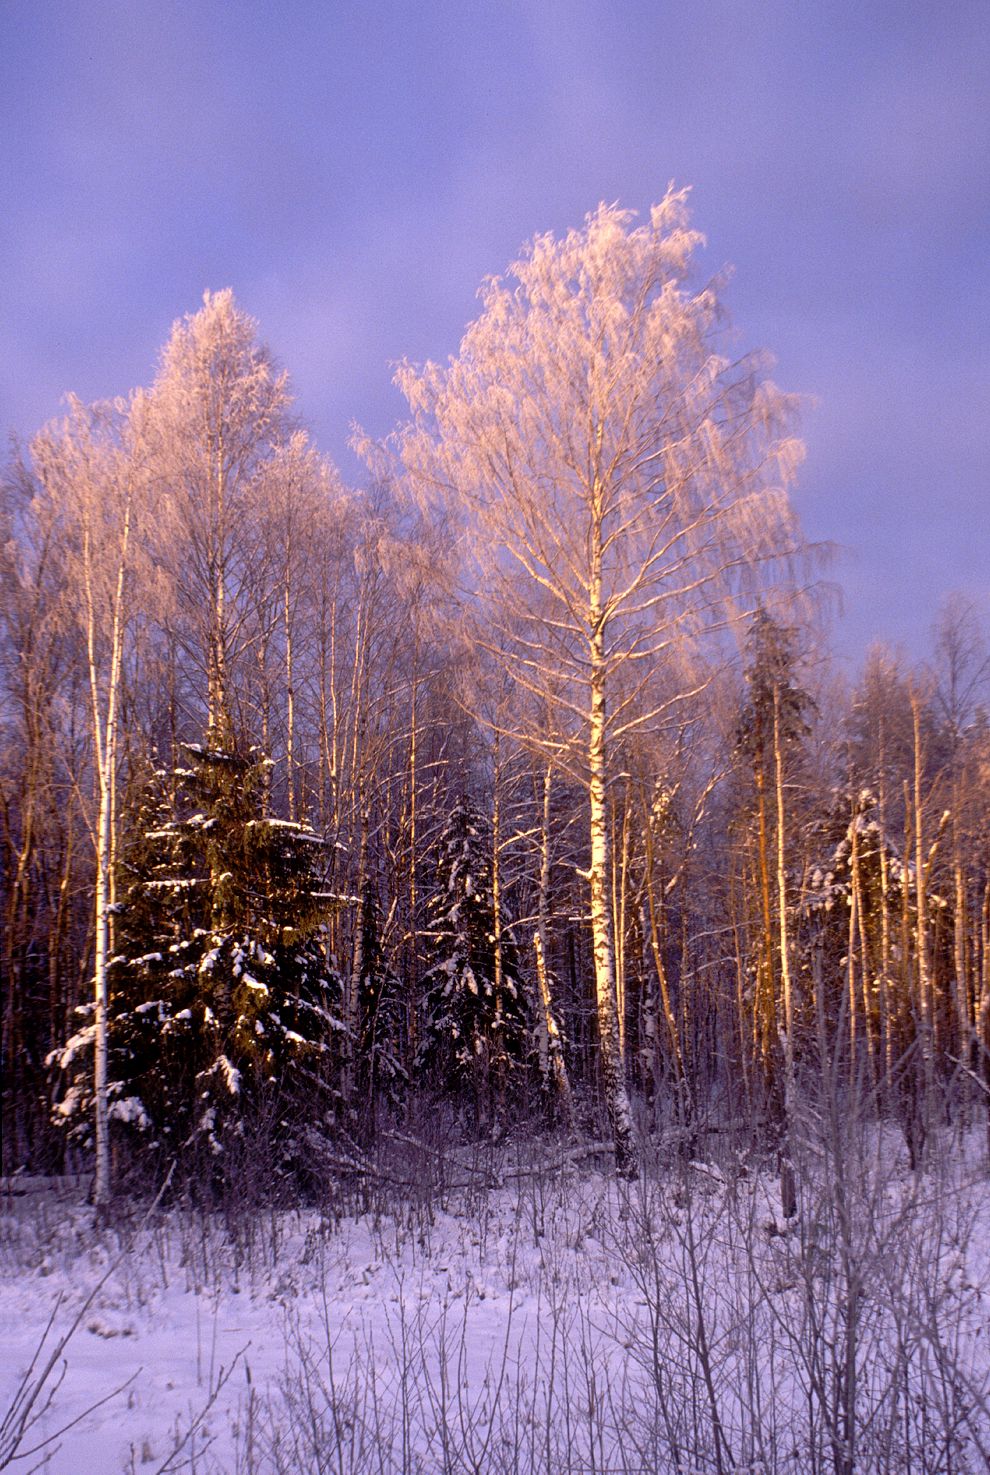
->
354;880;407;1116
418;798;529;1113
736;607;815;767
50;744;342;1192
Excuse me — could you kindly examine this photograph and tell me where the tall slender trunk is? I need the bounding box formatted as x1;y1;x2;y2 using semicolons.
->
207;429;228;744
406;660;419;1067
852;801;876;1089
534;762;572;1121
899;780;922;1166
284;568;296;821
754;752;776;1079
731;906;754;1123
773;687;797;1218
85;495;132;1207
490;727;505;1123
49;833;74;1170
877;744;893;1094
258;640;272;805
912;696;931;1068
613;792;632;1065
643;820;687;1106
347;774;368;1106
588;548;635;1175
950;775;969;1075
980;879;990;1159
316;579;338;838
3;804;35;1169
92;765;112;1206
847;792;859;1079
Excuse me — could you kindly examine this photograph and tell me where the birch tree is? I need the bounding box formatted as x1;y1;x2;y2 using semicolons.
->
386;189;806;1171
248;431;343;818
145;289;292;744
30;394;151;1204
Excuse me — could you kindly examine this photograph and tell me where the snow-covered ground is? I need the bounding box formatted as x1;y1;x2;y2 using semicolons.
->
3;1128;990;1473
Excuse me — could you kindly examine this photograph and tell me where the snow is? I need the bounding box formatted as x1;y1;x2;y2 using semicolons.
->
245;819;328;844
52;1084;85;1120
144;877;204;890
196;1056;242;1096
47;1023;96;1072
3;1131;990;1472
106;1096;150;1130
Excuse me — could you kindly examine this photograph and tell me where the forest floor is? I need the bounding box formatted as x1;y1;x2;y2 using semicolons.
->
3;1123;990;1473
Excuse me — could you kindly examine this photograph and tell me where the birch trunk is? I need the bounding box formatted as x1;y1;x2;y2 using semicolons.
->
877;746;893;1093
534;762;573;1121
773;686;797;1218
406;662;419;1065
589;584;635;1174
754;756;776;1081
347;779;368;1105
490;728;505;1122
852;800;876;1088
847;793;859;1078
912;695;931;1068
84;494;132;1208
284;569;296;820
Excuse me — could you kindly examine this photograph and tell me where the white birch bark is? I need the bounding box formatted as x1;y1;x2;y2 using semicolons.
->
773;685;797;1218
32;397;144;1206
589;585;635;1173
534;762;573;1121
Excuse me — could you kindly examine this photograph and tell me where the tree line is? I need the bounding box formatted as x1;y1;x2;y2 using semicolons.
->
2;191;988;1201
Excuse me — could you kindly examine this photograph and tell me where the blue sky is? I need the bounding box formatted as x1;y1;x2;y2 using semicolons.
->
2;0;987;662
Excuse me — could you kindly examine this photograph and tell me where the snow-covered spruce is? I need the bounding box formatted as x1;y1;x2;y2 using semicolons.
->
49;745;344;1195
417;796;529;1117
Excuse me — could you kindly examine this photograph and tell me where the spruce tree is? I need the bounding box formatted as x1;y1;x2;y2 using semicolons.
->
418;797;528;1114
354;880;407;1117
734;607;814;1081
51;743;343;1194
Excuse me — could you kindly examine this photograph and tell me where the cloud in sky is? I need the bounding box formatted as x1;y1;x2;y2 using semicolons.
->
1;0;987;660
